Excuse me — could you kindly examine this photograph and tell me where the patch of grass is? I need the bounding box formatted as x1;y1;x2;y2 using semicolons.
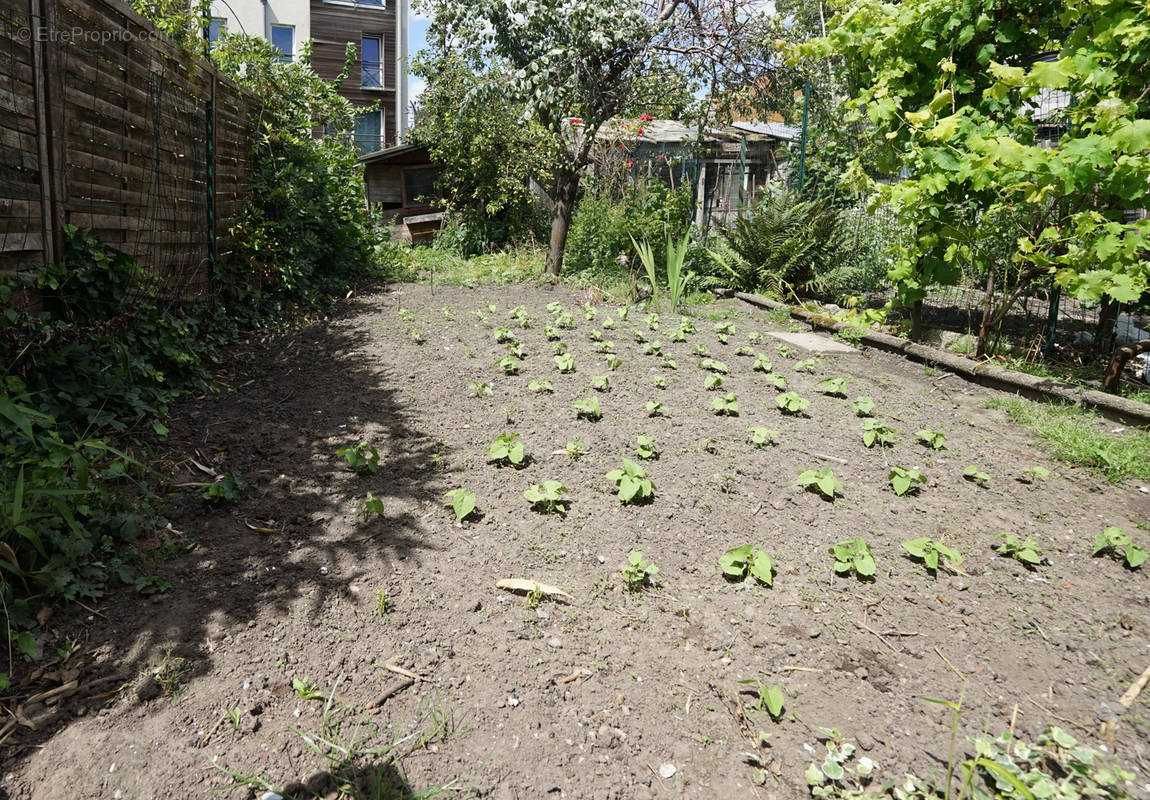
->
399;244;546;287
987;397;1150;482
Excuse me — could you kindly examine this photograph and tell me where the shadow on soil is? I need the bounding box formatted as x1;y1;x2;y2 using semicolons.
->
5;294;446;766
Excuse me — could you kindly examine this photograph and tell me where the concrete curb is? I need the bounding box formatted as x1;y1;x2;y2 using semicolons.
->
733;291;1150;426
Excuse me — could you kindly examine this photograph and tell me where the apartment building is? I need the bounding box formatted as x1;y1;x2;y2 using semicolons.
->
207;0;408;154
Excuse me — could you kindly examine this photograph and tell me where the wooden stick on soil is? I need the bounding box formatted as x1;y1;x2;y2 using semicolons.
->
933;647;967;683
366;677;414;713
1119;664;1150;709
383;662;424;682
854;618;900;656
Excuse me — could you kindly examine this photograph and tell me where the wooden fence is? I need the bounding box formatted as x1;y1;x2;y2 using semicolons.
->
0;0;258;300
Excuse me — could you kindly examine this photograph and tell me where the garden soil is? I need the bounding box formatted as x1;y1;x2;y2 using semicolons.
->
3;284;1149;799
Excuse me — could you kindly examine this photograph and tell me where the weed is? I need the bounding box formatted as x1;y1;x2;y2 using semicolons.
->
646;400;665;416
804;740;875;797
889;466;926;496
747;427;779;448
776;391;810;415
712;393;739;416
636;436;659;460
444;489;477;523
704;374;724;391
916;428;947;450
573;397;602;421
901;537;963;574
621;551;658;591
606;459;656;504
152;647;190;699
1092;526;1147;569
739;679;785;720
591;375;611;392
798;468;842;500
554;353;575;373
995;533;1046;568
528;379;554;393
818;377;846;397
486;433;525;467
852;396;875;417
202;472;244;503
226;707;243;731
525;481;569;515
470;381;493;397
861;419;895;448
829;539;875;579
719;544;773;586
962;465;990;486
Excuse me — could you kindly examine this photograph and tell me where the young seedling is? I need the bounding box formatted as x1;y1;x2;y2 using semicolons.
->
764;372;788;390
495;355;519;375
505;341;526;359
359;492;385;521
916;429;947;450
736;346;755;357
602;316;615;329
694;343;710;356
642;312;659;331
670;329;687;343
560;438;588;461
524;481;569;515
1017;466;1051;484
588;329;603;342
818;377;847;397
555;311;576;329
699;358;730;374
889;466;927;496
544;325;561;341
617;306;630;320
591;375;611;393
528;379;554;394
632;329;648;343
486;432;525;467
546;301;563;315
861;419;896;448
598;340;615;353
713;321;735;336
605;354;623;371
712;393;739;416
510;306;531;328
776;391;810;415
653;376;667;390
573;397;602;421
661;357;677;370
798;468;842;501
643;341;663;356
635;436;659;460
962;465;990;486
493;326;514;344
739;679;785;721
752;354;773;373
995;533;1047;568
470;381;493;397
901;537;963;574
719;544;774;586
606;459;656;504
678;319;696;335
1092;526;1147;569
202;472;244;503
746;427;779;448
621;551;658;591
717;333;730;345
646;400;665;416
408;328;425;344
444;488;477;523
829;539;875;579
795;357;821;374
398;308;415;323
554;353;575;373
774;344;795;358
747;331;763;344
551;342;568;354
582;302;597;320
852;396;875;417
292;676;324;701
337;442;379;475
704;374;724;391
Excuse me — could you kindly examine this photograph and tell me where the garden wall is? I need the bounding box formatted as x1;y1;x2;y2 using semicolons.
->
0;0;258;299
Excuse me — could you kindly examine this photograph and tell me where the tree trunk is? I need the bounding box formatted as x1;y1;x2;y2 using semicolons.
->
976;267;996;358
1102;337;1150;393
545;169;581;278
1093;298;1121;356
909;299;924;341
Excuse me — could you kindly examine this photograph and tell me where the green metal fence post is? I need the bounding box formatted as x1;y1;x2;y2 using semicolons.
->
797;79;811;192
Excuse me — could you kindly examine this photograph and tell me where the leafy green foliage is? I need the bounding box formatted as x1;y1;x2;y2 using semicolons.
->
861;420;895;448
739;679;785;721
889;466;927;496
995;533;1046;568
652;376;667;390
916;429;947;450
764;372;788;390
444;489;477;523
359;493;385;521
605;354;623;371
554;353;576;373
1018;466;1051;484
798;468;842;501
719;544;774;587
1092;527;1146;570
495;355;520;375
635;436;659;460
699;358;730;374
606;459;656;504
562;438;588;461
202;473;244;503
901;537;963;574
493;326;514;344
646;400;664;416
470;381;493;397
805;740;875;797
776;391;810;415
486;433;525;467
852;396;875;417
752;353;773;373
591;375;611;393
795;357;820;374
337;442;380;475
633;231;692;314
818;377;846;397
829;539;875;580
963;465;990;486
704;374;724;391
573;397;602;421
642;341;662;356
661;357;677;370
528;379;554;394
524;481;569;515
621;550;658;592
712;393;739;416
747;427;779;449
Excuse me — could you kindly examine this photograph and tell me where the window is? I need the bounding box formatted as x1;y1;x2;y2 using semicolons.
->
354;110;382;156
403;167;439;206
270;25;294;62
361;36;382;88
207;17;226;44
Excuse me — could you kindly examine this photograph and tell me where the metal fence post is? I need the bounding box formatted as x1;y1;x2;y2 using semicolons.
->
797;79;811;192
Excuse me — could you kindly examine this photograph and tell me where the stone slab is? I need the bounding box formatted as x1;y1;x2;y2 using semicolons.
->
767;331;858;354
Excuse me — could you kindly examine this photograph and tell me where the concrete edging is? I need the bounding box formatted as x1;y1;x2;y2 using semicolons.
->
733;291;1150;426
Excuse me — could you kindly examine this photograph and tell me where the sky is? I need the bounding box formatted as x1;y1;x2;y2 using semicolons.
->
407;11;431;122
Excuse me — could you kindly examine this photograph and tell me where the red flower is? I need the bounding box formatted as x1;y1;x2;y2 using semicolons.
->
637;127;644;135
656;154;663;159
639;114;653;121
627;160;633;168
569;117;583;125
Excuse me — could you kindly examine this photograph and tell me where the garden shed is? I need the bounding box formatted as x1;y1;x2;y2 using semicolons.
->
359;143;443;243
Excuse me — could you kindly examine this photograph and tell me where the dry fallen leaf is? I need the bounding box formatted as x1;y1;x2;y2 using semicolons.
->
495;578;574;604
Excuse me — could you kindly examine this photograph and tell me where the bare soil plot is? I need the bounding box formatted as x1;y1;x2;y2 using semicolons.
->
5;284;1149;800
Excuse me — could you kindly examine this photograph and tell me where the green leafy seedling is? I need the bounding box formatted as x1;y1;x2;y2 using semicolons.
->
653;376;667;389
995;533;1046;568
774;344;795;358
736;346;755;356
602;317;615;329
670;329;687;343
561;438;588;461
646;400;664;416
606;459;656;504
546;301;563;315
1017;466;1050;484
901;537;963;574
747;331;763;344
643;341;662;356
752;353;773;373
694;343;710;356
524;481;569;515
551;341;567;355
606;354;623;370
963;465;990;486
700;358;729;374
852;396;875;417
582;302;597;320
292;676;324;701
591;375;611;392
493;326;514;343
470;381;492;397
1092;526;1147;569
765;373;787;389
739;679;785;721
889;465;926;496
202;472;244;503
661;357;677;370
635;436;659;460
916;429;947;450
544;325;561;341
776;391;809;414
621;550;658;591
408;328;425;344
495;355;519;375
588;329;602;342
505;341;525;359
554;353;575;373
645;312;660;331
617;306;630;321
487;432;525;467
818;377;846;396
359;492;385;521
719;544;774;586
795;357;821;374
555;311;575;329
861;419;895;448
444;488;477;522
337;442;379;475
632;328;648;343
798;467;842;501
747;427;778;448
829;539;875;579
713;321;735;335
704;374;724;391
529;379;554;393
573;396;602;421
597;340;615;353
712;393;739;416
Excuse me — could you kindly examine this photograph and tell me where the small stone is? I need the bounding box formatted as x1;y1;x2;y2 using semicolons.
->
658;763;677;779
507;696;520;707
808;628;821;638
547;637;563;649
